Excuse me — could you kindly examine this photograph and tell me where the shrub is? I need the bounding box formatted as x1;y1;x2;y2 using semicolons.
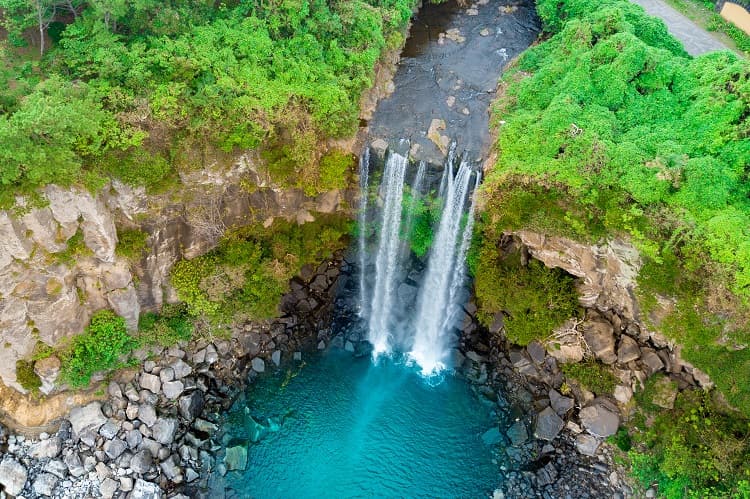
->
56;228;92;265
116;228;149;261
402;190;440;258
137;303;194;347
60;310;136;388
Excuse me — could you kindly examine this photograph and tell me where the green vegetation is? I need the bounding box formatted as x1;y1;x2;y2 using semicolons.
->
482;0;750;414
15;359;42;394
473;243;581;345
115;227;148;261
402;189;439;258
137;303;194;347
55;227;92;264
0;0;416;206
562;360;618;395
627;390;750;498
58;310;136;388
171;214;351;322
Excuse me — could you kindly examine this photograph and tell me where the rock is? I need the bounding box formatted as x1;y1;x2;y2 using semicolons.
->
370;139;388;157
0;457;28;496
344;341;355;352
126;429;143;450
159;456;182;482
271;350;281;367
317;340;326;350
34;355;61;395
128;479;162;499
178;391;204;421
526;341;546;364
152;418;178;445
69;402;108;437
534;406;564;441
251;357;265;373
162;380;184;400
579;403;620;438
506;421;528;446
225;445;248;471
29;436;62;459
32;472;58;497
169;359;192;379
575;433;600;456
546;322;584;363
549;389;574;416
138;404;157;428
120;476;134;492
691;367;714;389
185;468;199;483
130;449;153;474
193;418;218;433
427;118;449;155
63;451;86;477
651;376;678;409
99;421;119;439
582;319;616;364
139;373;161;394
617;335;640;364
641;348;664;374
293;352;302;361
481;427;503;446
99;477;119;498
614;384;633;404
44;459;67;479
480;28;491;36
159;367;175;383
104;438;128;460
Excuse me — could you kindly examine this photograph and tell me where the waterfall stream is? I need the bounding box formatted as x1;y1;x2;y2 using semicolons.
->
361;146;480;375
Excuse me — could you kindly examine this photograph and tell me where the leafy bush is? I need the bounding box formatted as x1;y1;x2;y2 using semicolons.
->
629;390;750;498
402;190;439;258
116;228;149;261
473;243;581;345
171;215;351;322
562;361;618;395
59;310;137;388
137;303;194;347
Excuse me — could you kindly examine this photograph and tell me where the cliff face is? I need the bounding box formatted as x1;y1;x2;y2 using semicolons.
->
0;152;352;392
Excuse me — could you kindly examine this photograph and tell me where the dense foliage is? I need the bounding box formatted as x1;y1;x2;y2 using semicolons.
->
171;214;351;322
481;0;750;413
401;189;439;258
561;360;618;395
0;0;415;205
472;244;581;345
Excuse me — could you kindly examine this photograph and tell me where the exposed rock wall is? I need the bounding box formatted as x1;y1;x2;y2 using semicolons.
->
0;153;353;393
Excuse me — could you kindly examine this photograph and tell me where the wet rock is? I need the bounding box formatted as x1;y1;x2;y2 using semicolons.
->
575;433;600;456
272;350;281;367
29;436;62;459
534;406;564;441
33;472;58;497
0;457;28;496
152;418;178;445
128;478;162;499
69;402;108;437
225;445;248;471
482;427;503;446
178;391;205;421
506;421;528;446
616;335;640;364
579;403;620;438
252;357;265;373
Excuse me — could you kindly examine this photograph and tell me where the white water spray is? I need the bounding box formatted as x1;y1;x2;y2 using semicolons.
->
367;151;408;357
358;148;370;319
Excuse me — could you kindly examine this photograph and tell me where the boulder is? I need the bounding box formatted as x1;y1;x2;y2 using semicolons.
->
130;449;153;474
128;479;162;499
152;418;178;445
582;319;616;364
178;391;205;421
104;438;128;460
34;355;61;395
99;421;119;439
69;402;107;437
579;403;620;438
32;472;58;497
549;389;574;416
614;385;633;404
138;404;157;428
126;429;143;450
506;421;528;446
575;433;600;456
224;445;248;471
139;373;161;394
534;406;564;441
641;348;664;374
481;427;503;446
526;341;546;365
616;335;640;364
162;380;184;400
99;477;119;499
63;451;86;477
651;376;678;409
0;458;28;496
29;436;62;459
169;359;192;379
271;350;281;367
252;357;265;373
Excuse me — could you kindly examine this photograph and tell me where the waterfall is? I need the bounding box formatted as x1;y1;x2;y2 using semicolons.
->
358;148;370;319
409;160;478;375
367;151;408;357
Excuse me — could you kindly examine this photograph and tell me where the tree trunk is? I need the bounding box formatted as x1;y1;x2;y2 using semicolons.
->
37;0;45;56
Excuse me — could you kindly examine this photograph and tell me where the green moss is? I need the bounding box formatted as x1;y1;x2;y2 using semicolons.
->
561;361;618;395
473;242;581;345
15;359;41;393
115;228;149;261
318;150;355;192
56;228;92;265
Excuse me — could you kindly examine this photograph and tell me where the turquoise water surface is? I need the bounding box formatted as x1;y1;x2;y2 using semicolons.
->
213;349;502;498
